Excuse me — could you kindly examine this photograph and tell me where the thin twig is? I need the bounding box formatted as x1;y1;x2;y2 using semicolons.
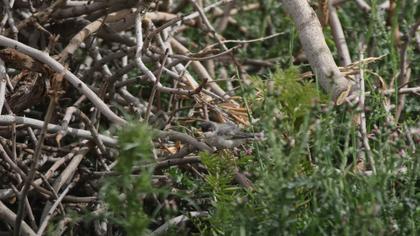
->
0;115;117;146
358;50;376;175
14;91;56;236
328;1;352;66
36;181;75;236
0;58;6;114
134;17;200;97
145;49;169;122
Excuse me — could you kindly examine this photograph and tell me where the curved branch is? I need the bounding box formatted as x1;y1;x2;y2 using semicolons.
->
0;35;126;125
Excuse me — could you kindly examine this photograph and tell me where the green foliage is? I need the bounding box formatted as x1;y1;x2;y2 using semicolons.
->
247;67;325;131
196;152;250;235
101;122;155;235
194;81;420;235
97;1;419;235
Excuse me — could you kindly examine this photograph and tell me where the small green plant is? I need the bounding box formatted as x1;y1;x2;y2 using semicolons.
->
245;68;325;134
100;122;155;235
196;152;250;235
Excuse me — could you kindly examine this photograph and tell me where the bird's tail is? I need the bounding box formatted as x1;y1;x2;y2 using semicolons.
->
232;131;265;141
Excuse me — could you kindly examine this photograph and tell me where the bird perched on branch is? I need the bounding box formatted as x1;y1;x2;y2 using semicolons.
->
200;121;264;150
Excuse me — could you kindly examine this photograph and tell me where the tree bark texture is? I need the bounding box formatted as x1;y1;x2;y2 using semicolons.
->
281;0;352;104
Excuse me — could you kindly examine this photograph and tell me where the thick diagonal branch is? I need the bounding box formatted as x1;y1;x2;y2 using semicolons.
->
281;0;352;104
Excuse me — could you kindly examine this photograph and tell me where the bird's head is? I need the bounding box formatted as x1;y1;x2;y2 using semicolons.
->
199;121;216;132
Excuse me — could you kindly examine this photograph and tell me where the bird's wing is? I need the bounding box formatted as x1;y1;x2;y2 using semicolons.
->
215;123;240;136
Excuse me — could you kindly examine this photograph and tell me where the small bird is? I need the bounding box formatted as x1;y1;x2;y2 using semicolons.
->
200;121;264;150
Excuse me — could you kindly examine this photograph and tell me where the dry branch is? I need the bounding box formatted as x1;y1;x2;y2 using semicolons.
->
0;0;416;234
281;0;353;104
0;201;36;236
0;115;117;145
0;36;126;125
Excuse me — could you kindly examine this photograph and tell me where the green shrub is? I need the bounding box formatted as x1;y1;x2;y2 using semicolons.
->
101;122;155;235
